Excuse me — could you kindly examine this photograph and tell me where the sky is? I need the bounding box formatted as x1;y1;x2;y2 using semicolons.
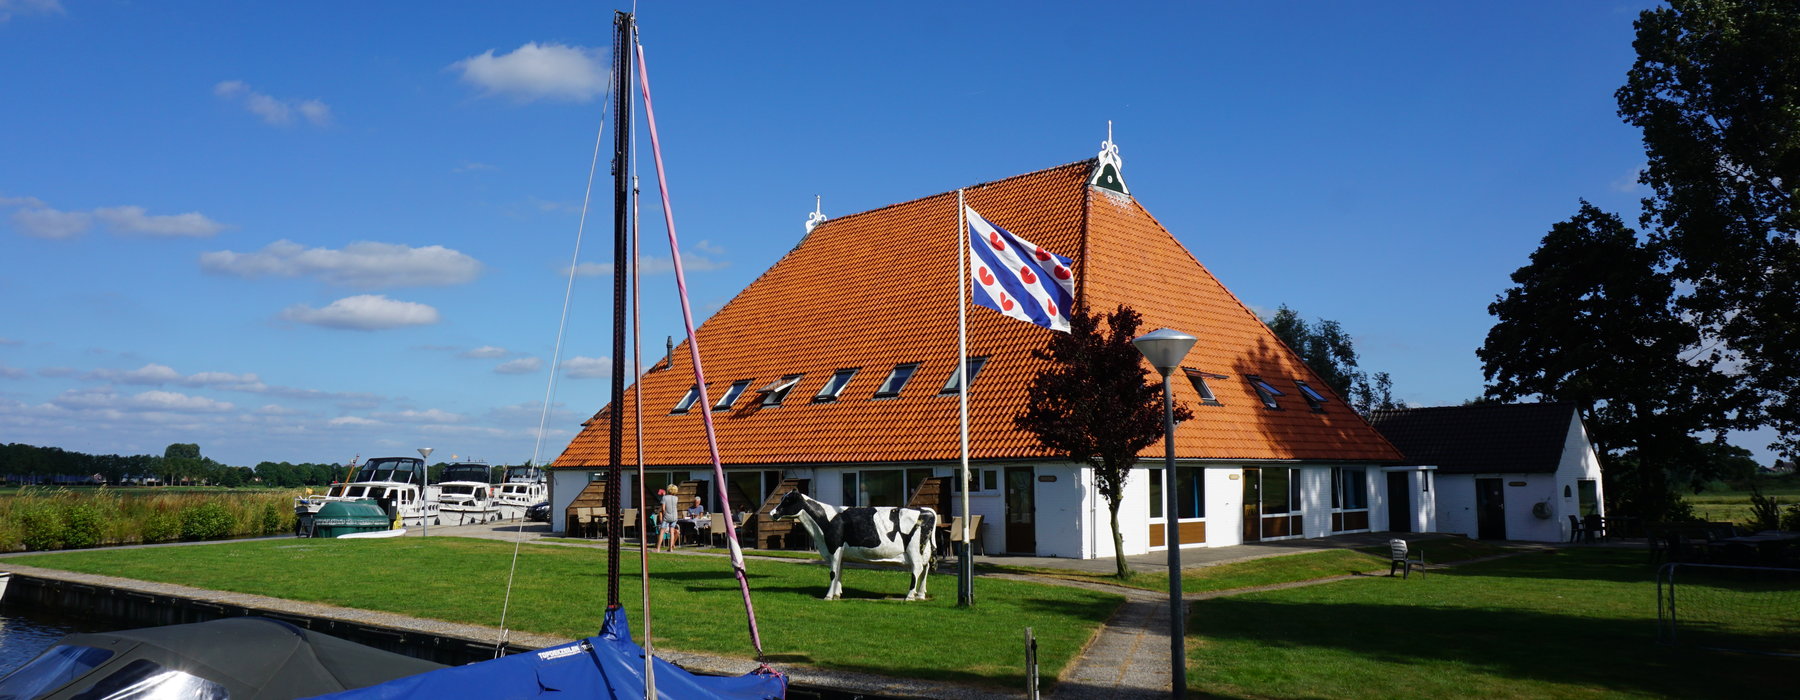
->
1;1;1784;469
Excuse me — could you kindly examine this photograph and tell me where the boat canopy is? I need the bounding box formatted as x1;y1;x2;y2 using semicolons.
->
353;457;423;485
441;463;493;484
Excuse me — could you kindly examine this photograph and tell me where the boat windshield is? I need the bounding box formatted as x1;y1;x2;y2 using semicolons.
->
441;484;478;496
503;466;543;482
354;458;422;485
441;464;491;483
0;644;115;699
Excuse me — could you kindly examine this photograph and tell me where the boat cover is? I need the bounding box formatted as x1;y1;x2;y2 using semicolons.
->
309;608;786;700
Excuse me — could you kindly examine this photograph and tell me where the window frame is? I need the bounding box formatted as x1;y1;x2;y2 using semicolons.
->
713;379;752;411
814;368;859;403
759;374;805;407
939;356;989;395
1245;374;1285;409
1295;381;1328;412
671;385;703;414
1183;368;1225;405
872;363;920;399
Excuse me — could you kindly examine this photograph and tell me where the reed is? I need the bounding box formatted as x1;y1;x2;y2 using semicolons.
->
0;486;300;552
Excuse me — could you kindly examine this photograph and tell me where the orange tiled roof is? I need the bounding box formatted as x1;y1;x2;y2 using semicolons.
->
552;160;1403;468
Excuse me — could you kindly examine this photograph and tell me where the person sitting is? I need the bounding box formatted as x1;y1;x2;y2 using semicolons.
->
686;496;705;519
682;496;706;546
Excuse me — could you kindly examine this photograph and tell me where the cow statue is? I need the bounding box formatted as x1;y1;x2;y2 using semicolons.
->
768;490;938;601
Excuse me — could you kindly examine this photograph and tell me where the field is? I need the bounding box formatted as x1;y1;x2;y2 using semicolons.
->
0;486;301;551
1687;474;1800;526
9;537;1121;690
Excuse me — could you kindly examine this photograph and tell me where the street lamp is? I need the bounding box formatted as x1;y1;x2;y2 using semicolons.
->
418;448;434;537
1132;328;1196;700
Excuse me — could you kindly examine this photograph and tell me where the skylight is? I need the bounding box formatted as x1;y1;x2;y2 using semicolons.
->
713;379;751;411
814;368;858;402
939;356;989;395
1245;375;1284;409
1295;381;1328;411
1182;368;1223;405
671;385;702;414
760;374;804;406
874;363;919;399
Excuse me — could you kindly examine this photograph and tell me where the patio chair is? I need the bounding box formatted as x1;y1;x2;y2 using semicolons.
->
1582;514;1606;543
949;514;986;556
1567;515;1584;544
1389;539;1425;579
620;508;639;539
708;512;730;548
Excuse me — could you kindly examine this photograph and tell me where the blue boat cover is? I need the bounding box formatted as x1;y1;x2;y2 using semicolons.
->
308;608;785;700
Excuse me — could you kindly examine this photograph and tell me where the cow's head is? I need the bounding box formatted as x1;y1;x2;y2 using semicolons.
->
769;490;808;521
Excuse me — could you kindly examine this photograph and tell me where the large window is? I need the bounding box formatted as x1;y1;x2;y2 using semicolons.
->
814;368;858;402
841;468;933;507
1331;467;1368;510
713;379;752;411
873;363;919;399
1148;467;1205;519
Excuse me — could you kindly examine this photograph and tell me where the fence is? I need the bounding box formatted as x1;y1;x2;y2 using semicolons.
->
1657;562;1800;656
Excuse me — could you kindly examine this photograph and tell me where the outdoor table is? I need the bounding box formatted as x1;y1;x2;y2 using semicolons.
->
1717;531;1800;565
678;517;711;546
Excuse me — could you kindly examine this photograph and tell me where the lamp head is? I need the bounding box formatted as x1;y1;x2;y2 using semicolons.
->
1132;328;1198;377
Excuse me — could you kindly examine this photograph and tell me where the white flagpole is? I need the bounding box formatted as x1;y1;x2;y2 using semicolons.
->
957;189;974;607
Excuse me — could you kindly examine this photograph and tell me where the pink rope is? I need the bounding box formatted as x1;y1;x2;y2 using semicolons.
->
635;39;765;657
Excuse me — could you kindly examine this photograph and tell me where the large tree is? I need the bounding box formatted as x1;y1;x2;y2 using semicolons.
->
1479;203;1742;521
1015;304;1191;578
1617;0;1800;453
1265;304;1406;415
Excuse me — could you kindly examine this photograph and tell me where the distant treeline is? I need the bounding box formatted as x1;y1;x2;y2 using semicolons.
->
1;443;346;488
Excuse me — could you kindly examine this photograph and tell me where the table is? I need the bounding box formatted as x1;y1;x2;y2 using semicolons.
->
678;517;711;547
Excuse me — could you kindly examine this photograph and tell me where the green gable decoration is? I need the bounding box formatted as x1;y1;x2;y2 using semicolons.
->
1088;124;1130;198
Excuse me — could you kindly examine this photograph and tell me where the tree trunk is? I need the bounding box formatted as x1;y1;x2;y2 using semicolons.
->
1110;501;1128;578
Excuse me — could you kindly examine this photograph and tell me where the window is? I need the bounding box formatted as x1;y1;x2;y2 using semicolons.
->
1245;375;1284;409
814;368;858;402
1295;381;1328;411
1578;479;1599;516
1331;467;1368;510
873;363;919;398
1149;467;1206;519
671;385;703;414
1183;368;1224;405
759;374;804;406
713;379;751;411
939;356;989;395
843;469;907;507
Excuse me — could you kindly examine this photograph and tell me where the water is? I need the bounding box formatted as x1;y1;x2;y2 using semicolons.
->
0;604;110;677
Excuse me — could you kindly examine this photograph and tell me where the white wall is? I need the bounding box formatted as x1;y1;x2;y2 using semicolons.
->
1551;413;1606;541
548;469;592;533
1436;472;1562;542
1436;474;1477;538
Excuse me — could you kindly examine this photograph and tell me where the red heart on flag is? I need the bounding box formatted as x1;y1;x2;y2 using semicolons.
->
988;231;1006;251
1019;266;1037;284
1035;246;1052;262
1046;300;1057;316
978;266;996;286
1000;292;1014;311
1054;265;1072;280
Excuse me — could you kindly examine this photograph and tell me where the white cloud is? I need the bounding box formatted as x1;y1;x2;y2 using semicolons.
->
561;356;610;379
50;387;234;413
379;408;465;424
0;364;26;379
1610;166;1646;193
93;206;227;237
494;356;543;374
460;345;511;359
0;1;63;22
281;295;441;330
214;80;333;127
328;416;381;427
451;42;606;103
256;404;302;416
132;390;235;412
12;207;92;238
201;239;482;288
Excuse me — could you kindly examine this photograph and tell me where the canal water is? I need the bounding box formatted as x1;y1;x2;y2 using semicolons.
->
0;603;112;677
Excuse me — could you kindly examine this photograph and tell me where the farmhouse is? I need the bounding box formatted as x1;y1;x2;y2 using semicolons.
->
1368;402;1604;543
550;145;1426;558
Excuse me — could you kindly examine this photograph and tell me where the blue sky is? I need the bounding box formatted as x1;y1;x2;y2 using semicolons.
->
1;1;1782;468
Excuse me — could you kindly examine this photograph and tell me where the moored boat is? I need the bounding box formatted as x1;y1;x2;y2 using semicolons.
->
494;464;547;520
435;461;502;525
295;456;439;534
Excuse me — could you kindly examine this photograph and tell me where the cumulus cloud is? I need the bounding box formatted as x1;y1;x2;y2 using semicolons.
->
133;390;235;412
51;388;234;413
11;207;92;238
0;1;63;22
201;239;482;288
93;206;228;237
328;415;381;427
451;42;606;103
281;295;441;330
561;356;610;379
214;80;333;127
460;345;511;359
495;356;543;374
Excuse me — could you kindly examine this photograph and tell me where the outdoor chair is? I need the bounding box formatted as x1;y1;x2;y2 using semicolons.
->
708;512;729;548
1567;515;1584;544
949;515;986;556
621;508;639;540
1582;514;1606;543
1389;538;1426;578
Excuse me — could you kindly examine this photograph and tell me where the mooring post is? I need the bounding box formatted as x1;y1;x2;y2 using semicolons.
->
1024;626;1039;700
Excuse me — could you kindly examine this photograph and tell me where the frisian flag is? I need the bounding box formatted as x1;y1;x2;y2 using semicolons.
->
966;205;1076;332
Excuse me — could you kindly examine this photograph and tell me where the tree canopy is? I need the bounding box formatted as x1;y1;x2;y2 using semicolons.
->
1264;304;1405;416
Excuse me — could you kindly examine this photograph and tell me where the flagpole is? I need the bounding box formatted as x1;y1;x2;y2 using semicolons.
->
956;189;974;607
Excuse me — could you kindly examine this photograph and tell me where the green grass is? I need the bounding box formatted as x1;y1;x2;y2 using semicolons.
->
989;537;1512;594
11;536;1121;689
1688;475;1800;526
1187;547;1797;699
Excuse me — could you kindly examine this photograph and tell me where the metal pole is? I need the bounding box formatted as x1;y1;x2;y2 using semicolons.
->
1162;374;1185;698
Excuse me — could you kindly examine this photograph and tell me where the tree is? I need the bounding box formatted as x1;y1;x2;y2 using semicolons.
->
1015;304;1191;578
1617;0;1800;453
1479;203;1740;522
1264;305;1406;415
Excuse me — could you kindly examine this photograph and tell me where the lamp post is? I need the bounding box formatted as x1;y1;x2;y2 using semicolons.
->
1132;328;1196;700
417;448;434;537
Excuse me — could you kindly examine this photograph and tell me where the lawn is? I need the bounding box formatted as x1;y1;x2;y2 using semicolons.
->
990;537;1511;594
10;536;1121;690
1186;547;1797;699
1687;474;1800;526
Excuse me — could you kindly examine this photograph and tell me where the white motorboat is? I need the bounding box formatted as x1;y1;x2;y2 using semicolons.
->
435;462;501;525
494;464;547;520
295;456;440;531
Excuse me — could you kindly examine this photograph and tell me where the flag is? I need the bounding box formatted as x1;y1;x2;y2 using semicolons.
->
966;205;1076;332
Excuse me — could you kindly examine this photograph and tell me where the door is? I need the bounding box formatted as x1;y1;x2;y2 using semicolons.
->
1004;467;1036;554
1241;468;1262;542
1476;478;1507;540
1387;471;1411;533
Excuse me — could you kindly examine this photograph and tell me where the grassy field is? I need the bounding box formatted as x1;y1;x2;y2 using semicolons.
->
1187;547;1797;698
9;537;1121;689
1688;475;1800;526
989;537;1510;594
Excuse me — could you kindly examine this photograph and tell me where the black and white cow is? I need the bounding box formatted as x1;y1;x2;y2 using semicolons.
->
768;490;937;600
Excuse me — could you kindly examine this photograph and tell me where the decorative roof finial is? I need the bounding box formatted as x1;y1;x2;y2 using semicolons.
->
1089;120;1130;198
804;195;827;233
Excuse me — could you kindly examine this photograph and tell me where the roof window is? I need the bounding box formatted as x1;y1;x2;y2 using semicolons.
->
1295;381;1328;412
1183;368;1224;405
759;374;804;406
873;363;919;399
713;379;752;411
939;356;989;395
814;368;859;402
671;385;703;414
1245;375;1284;409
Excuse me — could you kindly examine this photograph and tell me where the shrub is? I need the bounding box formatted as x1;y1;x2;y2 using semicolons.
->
1782;504;1800;532
20;506;67;551
63;503;103;548
1747;484;1782;532
180;502;234;541
258;502;286;535
142;511;182;543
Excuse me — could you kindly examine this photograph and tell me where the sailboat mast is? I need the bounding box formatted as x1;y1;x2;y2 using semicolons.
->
605;9;635;611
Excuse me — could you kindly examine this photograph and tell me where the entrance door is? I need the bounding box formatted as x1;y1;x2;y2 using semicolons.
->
1387;472;1411;533
1241;468;1262;542
1004;467;1036;554
1476;478;1507;540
